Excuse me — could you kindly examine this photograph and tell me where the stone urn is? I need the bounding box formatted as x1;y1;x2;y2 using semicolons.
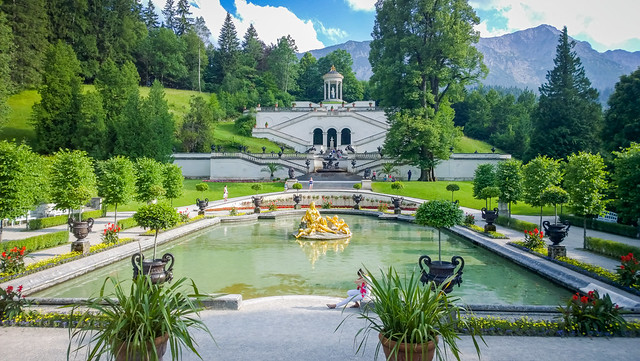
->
481;207;499;232
252;196;263;213
391;197;404;214
131;252;175;285
293;194;302;210
543;220;571;245
68;217;94;254
418;255;464;294
352;194;363;210
196;198;209;215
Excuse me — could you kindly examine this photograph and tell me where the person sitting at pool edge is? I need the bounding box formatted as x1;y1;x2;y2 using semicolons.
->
327;269;369;309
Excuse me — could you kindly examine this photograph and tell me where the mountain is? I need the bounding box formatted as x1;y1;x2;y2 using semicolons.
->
301;25;640;95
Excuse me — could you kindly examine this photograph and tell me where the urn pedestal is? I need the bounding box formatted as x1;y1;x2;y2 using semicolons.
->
548;245;566;259
391;197;403;214
196;198;209;216
481;207;499;232
68;218;94;254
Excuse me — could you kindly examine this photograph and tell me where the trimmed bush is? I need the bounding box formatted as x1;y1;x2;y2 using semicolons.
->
495;216;538;232
117;217;138;230
81;209;103;221
0;231;69;253
560;214;638;238
28;215;68;230
585;237;640;260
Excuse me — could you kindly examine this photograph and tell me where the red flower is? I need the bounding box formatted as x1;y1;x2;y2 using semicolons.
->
540;231;544;237
17;285;23;292
620;265;625;269
588;290;594;297
1;252;5;258
580;296;589;304
572;294;579;301
6;286;13;293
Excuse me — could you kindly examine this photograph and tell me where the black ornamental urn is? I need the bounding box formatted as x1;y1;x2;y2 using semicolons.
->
131;252;175;284
419;255;464;294
481;207;499;232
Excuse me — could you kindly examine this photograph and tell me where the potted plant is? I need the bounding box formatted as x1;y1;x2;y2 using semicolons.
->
132;203;181;284
540;185;571;245
415;200;464;293
195;182;209;215
50;149;97;254
67;275;213;361
347;267;482;361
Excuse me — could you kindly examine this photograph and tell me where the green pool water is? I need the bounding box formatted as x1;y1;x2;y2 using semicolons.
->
33;215;570;305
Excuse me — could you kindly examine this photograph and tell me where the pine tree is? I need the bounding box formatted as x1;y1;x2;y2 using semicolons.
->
266;35;298;93
142;0;160;29
216;12;240;80
174;0;192;36
142;80;175;162
602;68;640;153
1;0;49;89
242;24;264;69
31;41;84;154
181;29;208;91
0;8;13;129
162;0;176;33
529;27;602;160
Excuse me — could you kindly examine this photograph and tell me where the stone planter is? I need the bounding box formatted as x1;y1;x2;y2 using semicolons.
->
543;220;571;245
418;255;464;294
481;207;499;232
352;194;363;210
68;218;94;254
196;198;209;215
391;197;403;214
131;252;175;285
252;196;263;214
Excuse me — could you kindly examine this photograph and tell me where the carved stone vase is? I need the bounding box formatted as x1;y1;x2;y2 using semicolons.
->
196;198;209;215
352;194;363;210
481;207;499;232
418;255;464;294
252;196;263;214
543;220;571;245
68;217;94;254
131;252;175;285
391;197;404;214
293;194;302;209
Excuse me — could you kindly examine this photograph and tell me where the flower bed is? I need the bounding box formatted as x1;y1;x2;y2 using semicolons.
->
465;224;508;239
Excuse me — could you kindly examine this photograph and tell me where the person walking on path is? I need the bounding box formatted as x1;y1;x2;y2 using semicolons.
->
309;177;314;190
223;185;228;202
372;170;377;180
407;169;412;181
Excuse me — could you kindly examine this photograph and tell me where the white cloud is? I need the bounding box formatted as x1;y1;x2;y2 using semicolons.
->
232;0;325;51
470;0;640;51
317;21;349;43
155;0;325;52
345;0;376;12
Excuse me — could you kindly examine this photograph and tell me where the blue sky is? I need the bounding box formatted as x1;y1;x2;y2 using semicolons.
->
167;0;640;52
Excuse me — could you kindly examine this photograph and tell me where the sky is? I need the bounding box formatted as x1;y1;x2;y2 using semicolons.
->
155;0;640;53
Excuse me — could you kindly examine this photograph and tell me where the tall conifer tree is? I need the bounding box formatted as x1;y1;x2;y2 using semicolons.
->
1;0;49;89
142;0;160;29
0;6;13;129
529;27;602;160
162;0;176;32
175;0;192;36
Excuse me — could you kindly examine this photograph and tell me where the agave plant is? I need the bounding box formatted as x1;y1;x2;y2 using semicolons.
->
67;275;214;361
344;266;483;361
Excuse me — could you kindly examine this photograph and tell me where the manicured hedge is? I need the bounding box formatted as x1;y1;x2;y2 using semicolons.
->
0;231;69;253
495;216;538;232
585;236;640;260
27;209;105;230
117;217;138;230
560;214;638;238
27;214;69;230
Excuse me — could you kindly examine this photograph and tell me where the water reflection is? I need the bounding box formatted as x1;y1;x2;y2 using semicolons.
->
296;238;351;266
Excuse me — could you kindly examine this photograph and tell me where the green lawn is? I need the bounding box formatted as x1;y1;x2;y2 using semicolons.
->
372;180;554;216
114;180;285;211
112;179;551;216
213;121;292;153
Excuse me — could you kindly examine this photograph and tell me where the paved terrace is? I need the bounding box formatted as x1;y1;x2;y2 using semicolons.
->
2;186;640;360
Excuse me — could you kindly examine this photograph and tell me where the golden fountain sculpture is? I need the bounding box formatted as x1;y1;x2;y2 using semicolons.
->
294;201;351;240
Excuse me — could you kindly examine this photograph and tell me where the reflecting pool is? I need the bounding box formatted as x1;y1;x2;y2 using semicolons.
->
34;215;570;305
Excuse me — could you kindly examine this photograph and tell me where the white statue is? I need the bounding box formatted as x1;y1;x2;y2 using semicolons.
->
330;87;335;99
